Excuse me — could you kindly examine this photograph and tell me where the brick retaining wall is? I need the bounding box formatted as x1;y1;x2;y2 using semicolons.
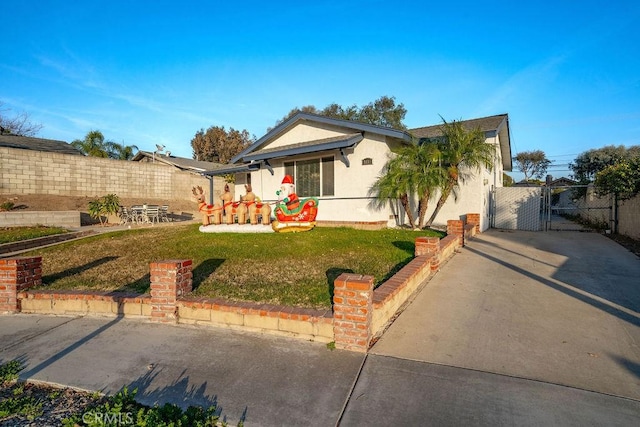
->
3;213;480;352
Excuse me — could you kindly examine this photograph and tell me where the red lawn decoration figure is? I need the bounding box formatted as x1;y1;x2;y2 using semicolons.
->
272;175;319;232
241;184;272;225
220;184;247;224
192;186;222;225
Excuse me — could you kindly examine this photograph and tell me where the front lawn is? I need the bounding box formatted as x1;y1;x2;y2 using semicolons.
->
27;224;444;308
0;226;69;244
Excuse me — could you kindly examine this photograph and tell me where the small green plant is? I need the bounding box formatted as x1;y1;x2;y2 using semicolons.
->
0;394;44;421
47;389;61;400
0;201;15;211
326;341;336;351
63;386;232;426
0;359;24;383
88;194;121;226
12;383;25;395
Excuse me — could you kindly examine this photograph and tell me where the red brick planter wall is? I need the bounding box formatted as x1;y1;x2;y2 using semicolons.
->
0;257;42;313
7;213;481;352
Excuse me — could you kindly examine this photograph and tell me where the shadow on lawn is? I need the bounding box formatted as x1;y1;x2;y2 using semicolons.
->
325;267;354;304
392;240;415;255
42;256;119;284
124;258;226;293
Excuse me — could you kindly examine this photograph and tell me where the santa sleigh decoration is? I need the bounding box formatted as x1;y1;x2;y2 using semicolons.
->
271;175;318;233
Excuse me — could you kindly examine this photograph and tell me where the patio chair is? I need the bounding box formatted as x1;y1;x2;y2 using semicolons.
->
159;205;170;222
145;205;160;224
118;206;133;224
130;205;145;224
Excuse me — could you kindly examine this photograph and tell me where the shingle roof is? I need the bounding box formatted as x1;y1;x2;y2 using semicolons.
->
243;133;363;162
0;134;83;156
230;112;412;164
132;151;225;172
410;114;508;139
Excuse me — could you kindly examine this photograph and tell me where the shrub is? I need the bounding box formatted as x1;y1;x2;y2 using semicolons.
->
88;194;121;226
0;201;15;211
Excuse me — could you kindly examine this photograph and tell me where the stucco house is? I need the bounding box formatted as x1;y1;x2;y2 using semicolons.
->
202;112;512;231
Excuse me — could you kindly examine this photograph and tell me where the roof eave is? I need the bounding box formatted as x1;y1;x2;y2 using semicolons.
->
230;113;411;163
242;134;363;162
200;164;258;176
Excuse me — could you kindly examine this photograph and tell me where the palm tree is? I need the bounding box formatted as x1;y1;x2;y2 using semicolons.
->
71;130;111;157
107;141;139;160
424;118;496;227
370;141;443;229
407;142;445;227
71;130;138;160
371;152;417;228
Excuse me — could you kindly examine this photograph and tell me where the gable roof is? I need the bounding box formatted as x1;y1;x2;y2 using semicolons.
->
410;114;512;171
243;133;364;162
0;134;84;156
231;112;412;164
132;151;225;172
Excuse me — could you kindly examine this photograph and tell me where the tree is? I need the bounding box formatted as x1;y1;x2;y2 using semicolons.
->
503;173;514;187
0;101;43;136
273;95;407;131
71;130;112;157
70;130;137;159
594;157;640;200
356;96;407;130
570;145;640;183
370;141;444;229
370;154;417;228
424;118;496;227
191;126;253;163
513;150;551;182
108;141;139;160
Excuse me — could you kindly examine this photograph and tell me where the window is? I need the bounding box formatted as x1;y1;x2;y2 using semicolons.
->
283;157;334;197
362;157;373;166
322;157;334;196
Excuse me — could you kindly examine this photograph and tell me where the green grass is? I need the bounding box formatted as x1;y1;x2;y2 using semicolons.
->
27;224;444;309
0;226;70;244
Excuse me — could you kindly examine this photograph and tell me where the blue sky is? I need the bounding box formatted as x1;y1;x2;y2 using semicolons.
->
2;1;639;181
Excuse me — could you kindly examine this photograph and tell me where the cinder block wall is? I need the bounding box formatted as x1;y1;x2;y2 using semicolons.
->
618;195;640;239
0;147;223;201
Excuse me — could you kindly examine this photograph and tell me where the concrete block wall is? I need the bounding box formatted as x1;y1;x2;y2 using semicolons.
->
618;195;640;240
0;211;81;228
0;147;220;201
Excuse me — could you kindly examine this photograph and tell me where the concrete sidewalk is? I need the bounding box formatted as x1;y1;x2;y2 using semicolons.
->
1;229;639;425
0;314;364;426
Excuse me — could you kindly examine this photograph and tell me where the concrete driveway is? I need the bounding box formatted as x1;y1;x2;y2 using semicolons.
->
347;230;640;425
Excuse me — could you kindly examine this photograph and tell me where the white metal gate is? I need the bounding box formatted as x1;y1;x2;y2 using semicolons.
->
491;187;542;231
543;185;613;231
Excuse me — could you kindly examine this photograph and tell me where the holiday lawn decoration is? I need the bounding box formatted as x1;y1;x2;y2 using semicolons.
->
271;175;318;233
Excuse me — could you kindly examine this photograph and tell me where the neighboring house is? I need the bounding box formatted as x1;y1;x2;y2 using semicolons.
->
548;177;577;187
132;151;225;174
201;112;512;231
0;133;84;156
513;180;545;187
